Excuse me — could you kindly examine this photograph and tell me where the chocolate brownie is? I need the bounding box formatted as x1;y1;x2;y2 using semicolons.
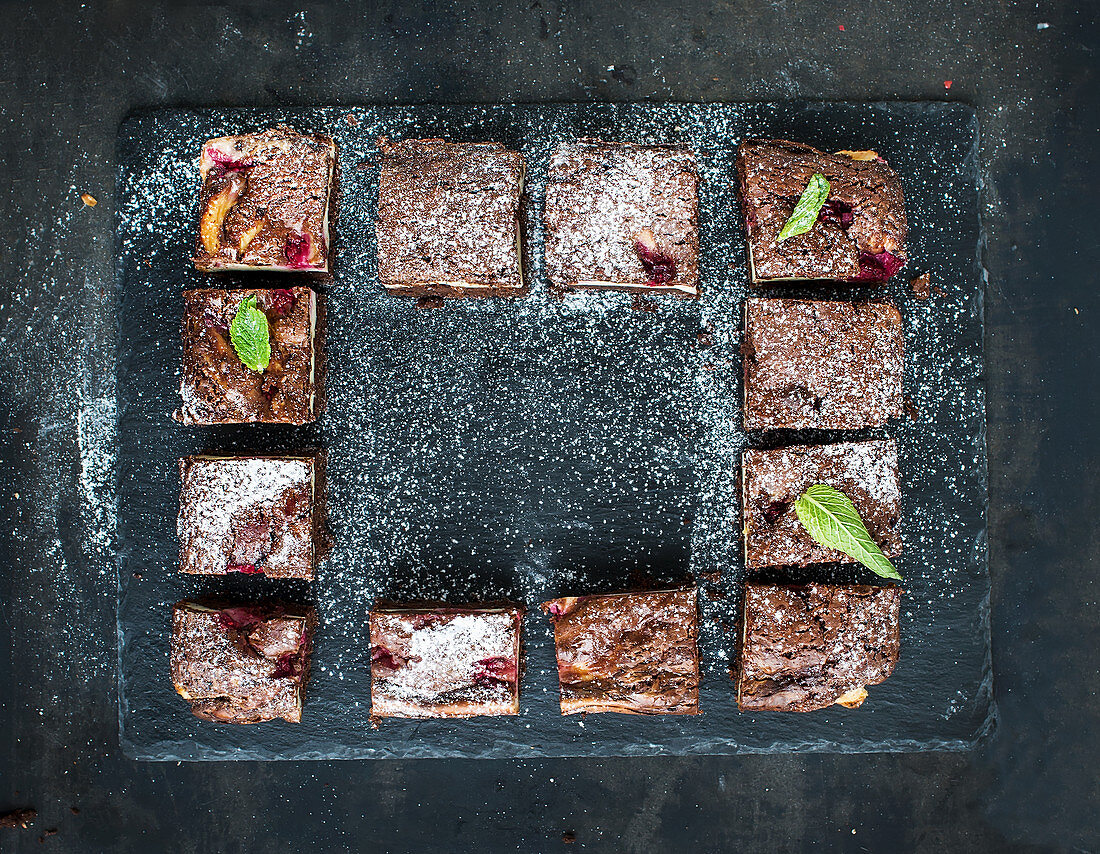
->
193;125;335;272
171;600;316;724
369;606;523;718
742;440;901;570
540;589;699;715
177;454;319;579
743;298;904;430
738;583;901;712
736;140;908;283
375;139;525;297
174;287;319;425
544;140;700;295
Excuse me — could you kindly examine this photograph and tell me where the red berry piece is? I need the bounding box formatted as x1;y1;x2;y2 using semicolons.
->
266;288;297;317
284;233;314;269
633;228;676;285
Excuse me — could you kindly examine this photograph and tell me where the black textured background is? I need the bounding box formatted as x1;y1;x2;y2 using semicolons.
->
1;1;1097;851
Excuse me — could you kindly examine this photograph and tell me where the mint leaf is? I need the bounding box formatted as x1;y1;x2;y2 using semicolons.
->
777;173;831;242
229;295;270;372
794;483;901;580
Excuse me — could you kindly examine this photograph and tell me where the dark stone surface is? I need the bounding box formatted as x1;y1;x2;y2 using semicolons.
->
0;1;1096;850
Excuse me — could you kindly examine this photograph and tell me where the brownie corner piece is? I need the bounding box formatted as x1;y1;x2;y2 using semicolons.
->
369;605;523;718
738;583;901;712
170;600;316;724
541;589;699;715
193;125;335;273
175;287;319;426
743;297;904;431
375;139;526;298
736;139;907;284
177;454;319;579
742;439;901;570
544;139;700;296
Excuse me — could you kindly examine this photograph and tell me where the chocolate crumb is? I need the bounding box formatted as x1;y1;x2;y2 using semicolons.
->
696;330;714;348
345;113;360;126
0;808;36;829
69;808;79;816
416;296;445;310
39;828;58;843
911;271;932;299
562;831;577;844
903;396;919;420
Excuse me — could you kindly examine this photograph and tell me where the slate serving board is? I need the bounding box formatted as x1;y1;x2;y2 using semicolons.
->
116;102;991;760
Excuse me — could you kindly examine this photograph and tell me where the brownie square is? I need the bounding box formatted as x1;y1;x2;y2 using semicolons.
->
540;589;700;715
544;139;700;295
177;454;319;579
193;125;335;272
738;583;901;712
736;139;908;284
375;139;525;297
369;605;523;718
174;287;319;425
170;600;316;724
743;298;904;430
742;440;901;570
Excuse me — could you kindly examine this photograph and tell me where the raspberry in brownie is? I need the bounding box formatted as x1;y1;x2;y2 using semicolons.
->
540;589;700;715
736;140;908;283
170;600;316;724
369;605;523;718
375;139;525;297
544;140;700;295
177;454;320;579
742;440;901;570
193;125;335;272
738;583;901;712
742;298;904;431
174;287;319;425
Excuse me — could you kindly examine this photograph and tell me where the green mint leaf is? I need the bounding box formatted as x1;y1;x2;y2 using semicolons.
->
229;295;270;372
794;483;902;581
776;173;831;242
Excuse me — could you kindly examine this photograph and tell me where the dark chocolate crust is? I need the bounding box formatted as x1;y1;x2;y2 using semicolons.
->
177;455;317;579
375;139;525;297
742;440;901;570
544;139;700;295
174;287;318;426
736;139;908;283
193;125;335;272
540;589;700;715
369;606;523;718
743;298;904;431
738;583;901;712
170;601;316;724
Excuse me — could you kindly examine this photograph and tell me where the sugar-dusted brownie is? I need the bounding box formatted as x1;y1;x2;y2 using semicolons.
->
738;583;901;712
193;125;335;272
540;589;700;715
369;605;523;718
743;298;904;431
544;139;700;296
742;440;901;570
375;139;525;297
736;139;908;284
174;287;319;425
177;454;319;579
170;600;316;724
